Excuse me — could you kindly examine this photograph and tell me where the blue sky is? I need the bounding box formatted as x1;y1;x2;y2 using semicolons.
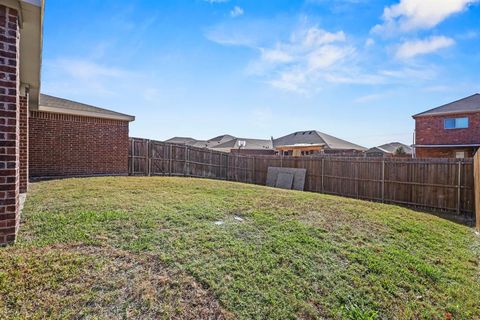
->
41;0;480;147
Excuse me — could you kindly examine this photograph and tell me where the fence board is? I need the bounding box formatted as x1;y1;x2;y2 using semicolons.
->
129;138;475;220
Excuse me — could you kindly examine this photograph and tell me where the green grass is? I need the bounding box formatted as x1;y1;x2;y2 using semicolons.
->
1;177;479;319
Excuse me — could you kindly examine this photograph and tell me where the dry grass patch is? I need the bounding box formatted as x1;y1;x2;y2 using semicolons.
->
0;244;231;320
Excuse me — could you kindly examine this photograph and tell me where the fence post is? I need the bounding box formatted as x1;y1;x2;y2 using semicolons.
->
457;161;461;215
355;160;359;198
144;139;149;176
168;144;172;176
147;140;151;176
474;152;480;231
225;154;229;180
321;158;325;193
381;159;385;203
184;145;188;176
210;150;213;177
252;156;256;184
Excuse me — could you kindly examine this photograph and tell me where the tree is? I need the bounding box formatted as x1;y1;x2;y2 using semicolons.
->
394;146;406;156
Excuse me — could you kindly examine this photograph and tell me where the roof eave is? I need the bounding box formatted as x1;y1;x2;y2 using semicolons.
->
18;0;44;108
413;144;480;148
413;109;480;118
38;105;135;122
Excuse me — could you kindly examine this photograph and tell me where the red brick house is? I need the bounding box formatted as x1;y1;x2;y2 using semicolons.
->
30;94;134;179
0;0;43;244
0;1;135;245
413;94;480;158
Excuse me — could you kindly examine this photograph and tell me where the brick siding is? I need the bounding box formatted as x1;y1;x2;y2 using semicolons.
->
414;112;480;158
415;147;476;158
0;5;20;245
415;112;480;145
29;111;130;178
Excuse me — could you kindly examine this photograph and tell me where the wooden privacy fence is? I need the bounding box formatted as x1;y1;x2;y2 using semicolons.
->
129;138;476;221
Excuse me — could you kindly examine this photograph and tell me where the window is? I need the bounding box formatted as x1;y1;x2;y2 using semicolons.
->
444;117;468;129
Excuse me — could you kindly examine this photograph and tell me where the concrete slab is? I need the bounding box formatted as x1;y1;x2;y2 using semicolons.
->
266;167;307;191
275;172;294;189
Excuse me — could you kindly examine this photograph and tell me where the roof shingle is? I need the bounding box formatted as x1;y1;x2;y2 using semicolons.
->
39;94;135;121
273;130;366;151
413;94;480;118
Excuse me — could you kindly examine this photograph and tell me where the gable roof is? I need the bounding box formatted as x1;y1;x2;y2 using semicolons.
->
367;142;412;154
413;94;480;118
273;130;366;151
38;94;135;121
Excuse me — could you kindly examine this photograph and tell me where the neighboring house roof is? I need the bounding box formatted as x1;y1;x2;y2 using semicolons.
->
191;140;211;148
413;94;480;118
165;137;197;145
164;134;273;152
211;138;273;152
38;94;135;121
366;142;412;154
273;130;366;151
208;134;236;144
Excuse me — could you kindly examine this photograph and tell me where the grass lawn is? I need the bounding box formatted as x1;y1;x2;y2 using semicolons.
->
1;177;479;319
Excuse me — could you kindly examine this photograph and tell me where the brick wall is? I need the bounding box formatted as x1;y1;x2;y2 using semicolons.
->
415;112;480;145
19;94;28;192
416;147;476;159
0;5;20;245
29;111;130;178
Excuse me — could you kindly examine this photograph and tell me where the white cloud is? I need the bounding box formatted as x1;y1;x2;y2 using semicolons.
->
230;6;244;17
260;48;294;63
206;18;449;93
373;0;478;34
55;59;130;80
395;36;455;59
252;27;355;92
365;38;375;47
205;0;229;3
378;66;438;81
43;58;139;96
307;45;351;69
270;69;309;92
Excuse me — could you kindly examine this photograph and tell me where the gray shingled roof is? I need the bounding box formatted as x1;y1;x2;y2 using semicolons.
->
165;137;198;145
164;135;273;152
273;130;366;151
39;94;135;121
413;94;480;118
367;142;412;154
211;138;273;151
208;134;236;144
